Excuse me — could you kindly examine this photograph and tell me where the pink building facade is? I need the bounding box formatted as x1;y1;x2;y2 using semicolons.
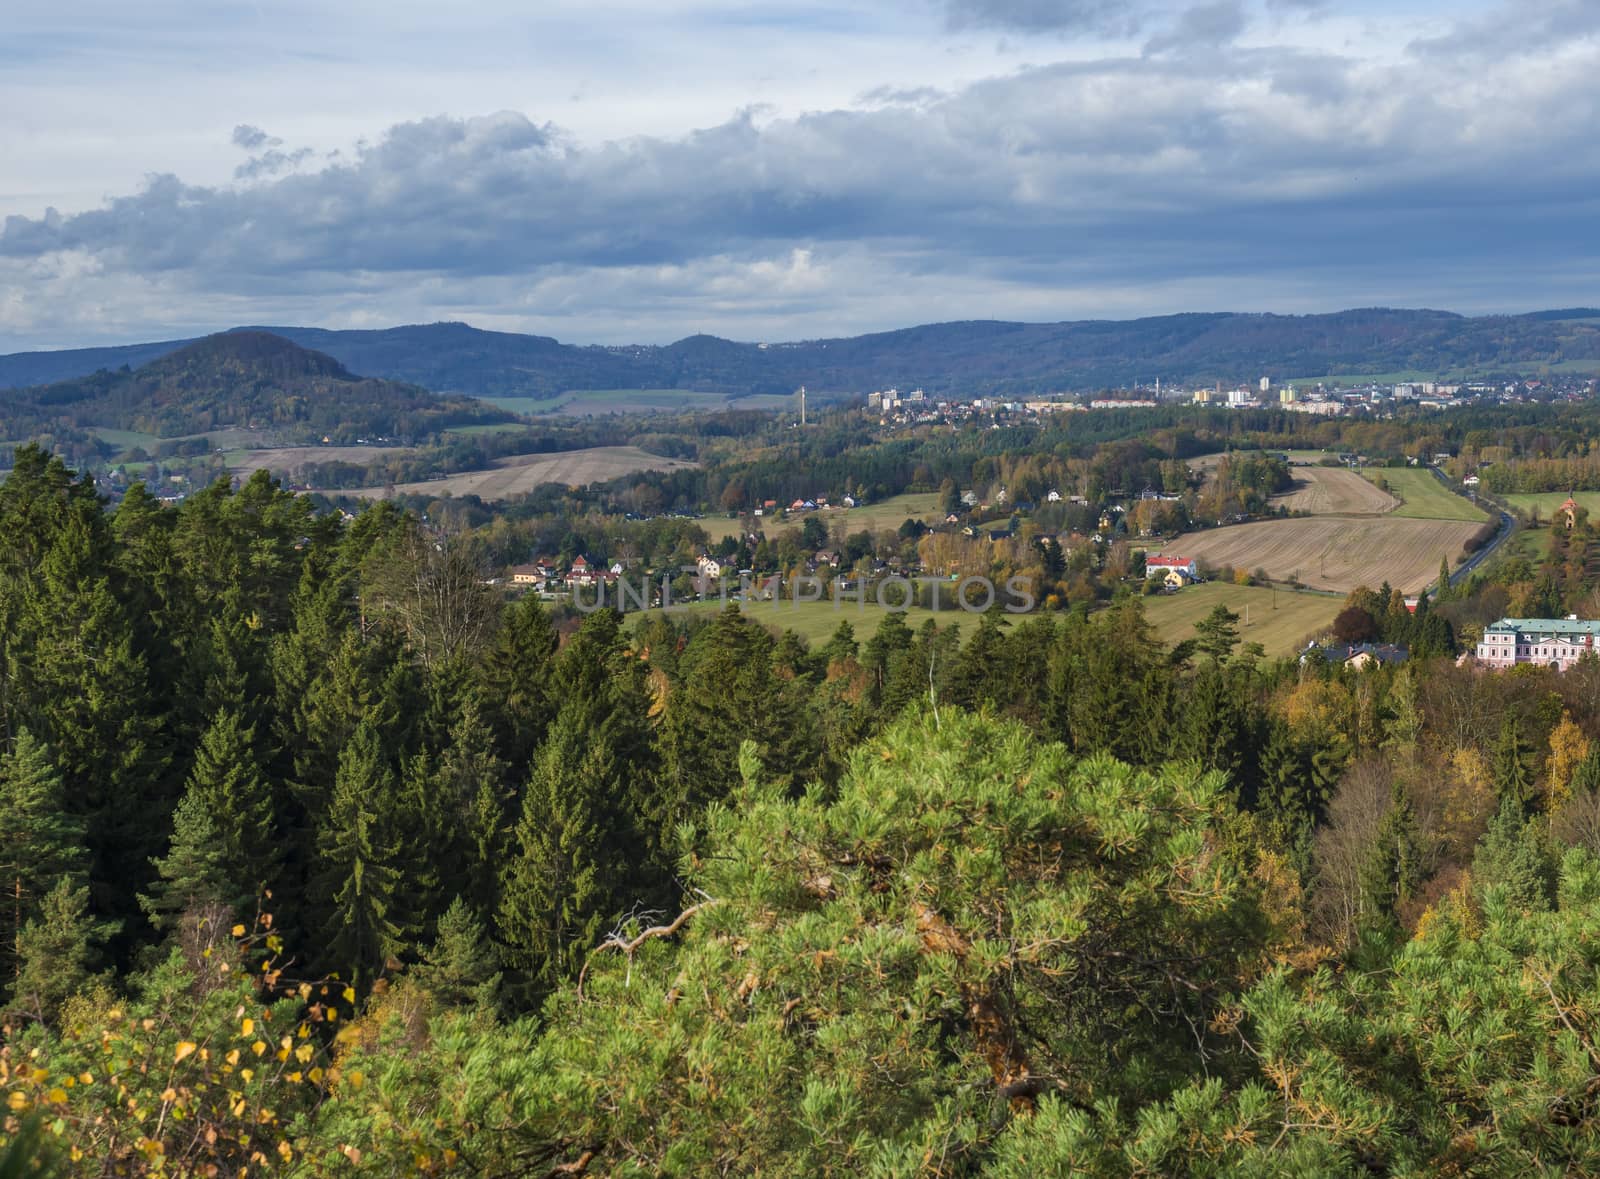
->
1476;618;1600;671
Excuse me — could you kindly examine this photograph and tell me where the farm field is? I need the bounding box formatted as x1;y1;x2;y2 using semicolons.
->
1502;492;1600;520
95;425;266;457
1361;468;1487;521
1141;582;1338;657
701;492;945;543
1270;467;1397;515
336;445;696;501
1174;516;1486;594
228;444;412;478
638;597;999;647
1188;448;1335;475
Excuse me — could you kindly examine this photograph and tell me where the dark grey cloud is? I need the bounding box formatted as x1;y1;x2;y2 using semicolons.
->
1410;0;1600;59
1144;0;1247;54
6;23;1600;347
941;0;1148;35
230;124;280;151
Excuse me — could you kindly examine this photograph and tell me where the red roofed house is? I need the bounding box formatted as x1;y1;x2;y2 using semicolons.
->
1145;555;1198;580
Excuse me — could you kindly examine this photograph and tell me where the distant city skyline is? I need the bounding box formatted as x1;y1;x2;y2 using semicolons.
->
3;0;1597;351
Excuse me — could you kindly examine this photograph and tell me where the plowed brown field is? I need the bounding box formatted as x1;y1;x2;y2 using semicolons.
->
1270;467;1399;515
1176;516;1483;594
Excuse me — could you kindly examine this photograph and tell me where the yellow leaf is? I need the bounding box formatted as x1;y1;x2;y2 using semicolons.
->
7;1092;28;1111
294;1044;314;1065
346;1069;365;1091
278;1141;293;1161
341;987;356;1004
226;1049;241;1067
240;1068;254;1083
78;1072;93;1085
251;1041;266;1057
308;1067;324;1084
241;1018;254;1037
45;1088;68;1104
174;1041;198;1063
231;924;246;937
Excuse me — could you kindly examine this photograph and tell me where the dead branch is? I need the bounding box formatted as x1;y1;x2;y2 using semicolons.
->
577;900;722;1000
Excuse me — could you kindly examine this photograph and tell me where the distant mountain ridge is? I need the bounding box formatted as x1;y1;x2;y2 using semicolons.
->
3;308;1598;398
0;331;510;442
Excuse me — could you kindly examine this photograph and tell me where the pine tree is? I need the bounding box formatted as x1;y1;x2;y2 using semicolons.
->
413;896;502;1011
139;790;230;931
1193;604;1242;662
311;721;406;993
0;731;83;987
9;876;115;1021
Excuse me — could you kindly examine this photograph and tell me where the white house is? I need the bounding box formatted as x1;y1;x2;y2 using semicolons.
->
1145;555;1199;579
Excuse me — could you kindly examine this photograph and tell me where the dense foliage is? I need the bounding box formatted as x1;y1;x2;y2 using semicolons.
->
9;445;1600;1172
0;332;508;445
5;309;1600;397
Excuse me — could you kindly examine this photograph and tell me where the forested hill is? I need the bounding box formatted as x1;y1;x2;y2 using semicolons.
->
3;307;1599;397
0;330;512;441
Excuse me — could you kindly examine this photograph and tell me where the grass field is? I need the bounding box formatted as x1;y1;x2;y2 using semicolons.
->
1141;582;1338;656
1270;467;1398;515
639;598;996;646
478;395;569;415
1503;492;1600;520
335;445;696;501
701;492;945;543
1175;516;1485;594
229;445;412;478
1361;468;1487;521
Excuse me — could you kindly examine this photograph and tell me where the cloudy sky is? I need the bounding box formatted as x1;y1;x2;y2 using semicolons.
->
2;0;1597;350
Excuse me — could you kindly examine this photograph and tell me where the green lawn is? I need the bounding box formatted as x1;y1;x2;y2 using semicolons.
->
478;395;570;415
701;492;945;543
443;422;539;436
639;597;1000;647
1503;492;1600;521
91;427;162;450
1361;468;1487;521
1139;582;1339;657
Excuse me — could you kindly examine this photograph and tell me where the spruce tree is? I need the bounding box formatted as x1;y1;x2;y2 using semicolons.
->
478;593;559;773
1493;715;1537;809
10;876;115;1021
0;731;83;986
430;697;512;922
311;720;406;992
1358;787;1425;930
1473;797;1555;912
185;708;279;908
413;896;502;1011
497;703;619;1006
139;790;230;931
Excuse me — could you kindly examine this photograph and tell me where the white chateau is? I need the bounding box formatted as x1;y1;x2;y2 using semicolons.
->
1476;618;1600;671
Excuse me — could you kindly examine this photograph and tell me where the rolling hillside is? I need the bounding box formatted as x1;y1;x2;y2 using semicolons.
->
0;331;511;443
3;307;1598;398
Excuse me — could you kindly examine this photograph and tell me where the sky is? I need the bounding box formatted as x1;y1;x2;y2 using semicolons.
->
2;0;1598;351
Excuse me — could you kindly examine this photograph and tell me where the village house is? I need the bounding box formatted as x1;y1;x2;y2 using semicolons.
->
508;563;544;587
695;554;728;580
1144;555;1198;581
